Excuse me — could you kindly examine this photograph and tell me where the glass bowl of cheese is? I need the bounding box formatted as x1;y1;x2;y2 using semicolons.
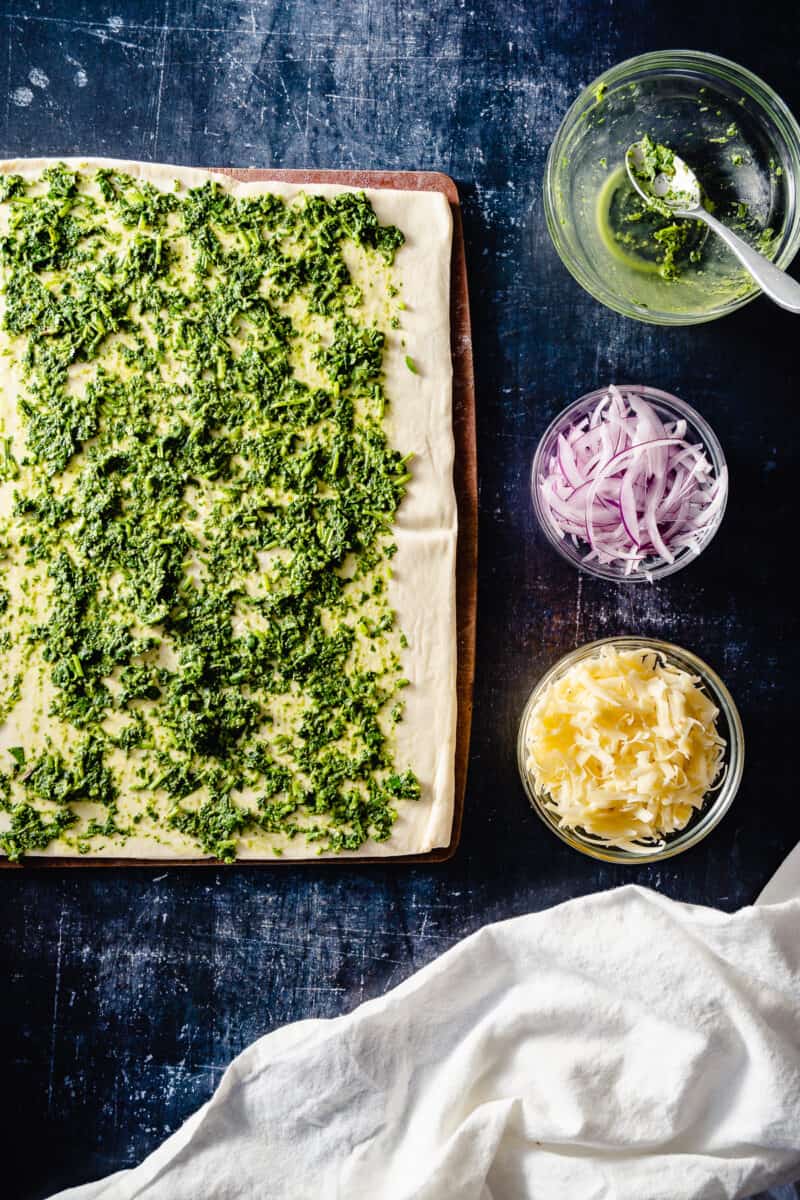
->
517;637;744;863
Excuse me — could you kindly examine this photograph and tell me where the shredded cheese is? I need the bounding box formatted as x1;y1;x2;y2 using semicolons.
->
524;645;725;849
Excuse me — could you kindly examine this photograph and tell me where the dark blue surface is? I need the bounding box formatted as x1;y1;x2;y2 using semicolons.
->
1;2;799;1196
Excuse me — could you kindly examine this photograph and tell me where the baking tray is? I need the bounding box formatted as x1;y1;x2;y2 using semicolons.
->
3;169;477;868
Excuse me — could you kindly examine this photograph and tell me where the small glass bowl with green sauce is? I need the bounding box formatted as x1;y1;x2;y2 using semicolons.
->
544;51;800;324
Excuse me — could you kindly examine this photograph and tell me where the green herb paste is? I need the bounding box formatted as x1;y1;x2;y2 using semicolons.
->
0;164;420;861
596;165;706;282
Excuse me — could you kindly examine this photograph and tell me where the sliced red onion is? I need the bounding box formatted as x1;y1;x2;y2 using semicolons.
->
537;388;727;576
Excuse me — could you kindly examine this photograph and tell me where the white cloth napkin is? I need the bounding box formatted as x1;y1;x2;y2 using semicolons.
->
758;843;800;906
52;876;800;1200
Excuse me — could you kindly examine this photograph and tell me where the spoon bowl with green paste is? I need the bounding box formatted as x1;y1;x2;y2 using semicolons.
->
625;135;800;313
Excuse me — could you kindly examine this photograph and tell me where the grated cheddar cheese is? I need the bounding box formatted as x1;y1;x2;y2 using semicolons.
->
524;645;725;849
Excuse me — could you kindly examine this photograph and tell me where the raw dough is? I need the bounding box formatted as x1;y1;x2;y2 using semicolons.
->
0;158;456;860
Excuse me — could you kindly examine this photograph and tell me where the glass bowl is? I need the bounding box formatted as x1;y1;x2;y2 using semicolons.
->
543;51;800;324
517;637;745;864
531;384;728;582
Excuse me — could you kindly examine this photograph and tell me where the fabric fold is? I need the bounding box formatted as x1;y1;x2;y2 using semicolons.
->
51;884;800;1200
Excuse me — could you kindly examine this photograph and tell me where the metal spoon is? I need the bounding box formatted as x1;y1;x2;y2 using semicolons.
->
625;139;800;314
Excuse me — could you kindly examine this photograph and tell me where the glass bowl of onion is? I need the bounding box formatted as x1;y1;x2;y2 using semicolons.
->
517;637;745;864
531;384;728;582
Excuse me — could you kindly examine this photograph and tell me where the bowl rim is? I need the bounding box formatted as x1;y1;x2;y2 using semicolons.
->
543;49;800;326
530;384;729;582
516;636;745;864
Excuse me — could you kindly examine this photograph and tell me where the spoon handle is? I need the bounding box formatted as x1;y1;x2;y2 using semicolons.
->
691;209;800;314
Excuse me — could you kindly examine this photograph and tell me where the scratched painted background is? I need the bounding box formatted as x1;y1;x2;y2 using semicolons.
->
1;1;799;1196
